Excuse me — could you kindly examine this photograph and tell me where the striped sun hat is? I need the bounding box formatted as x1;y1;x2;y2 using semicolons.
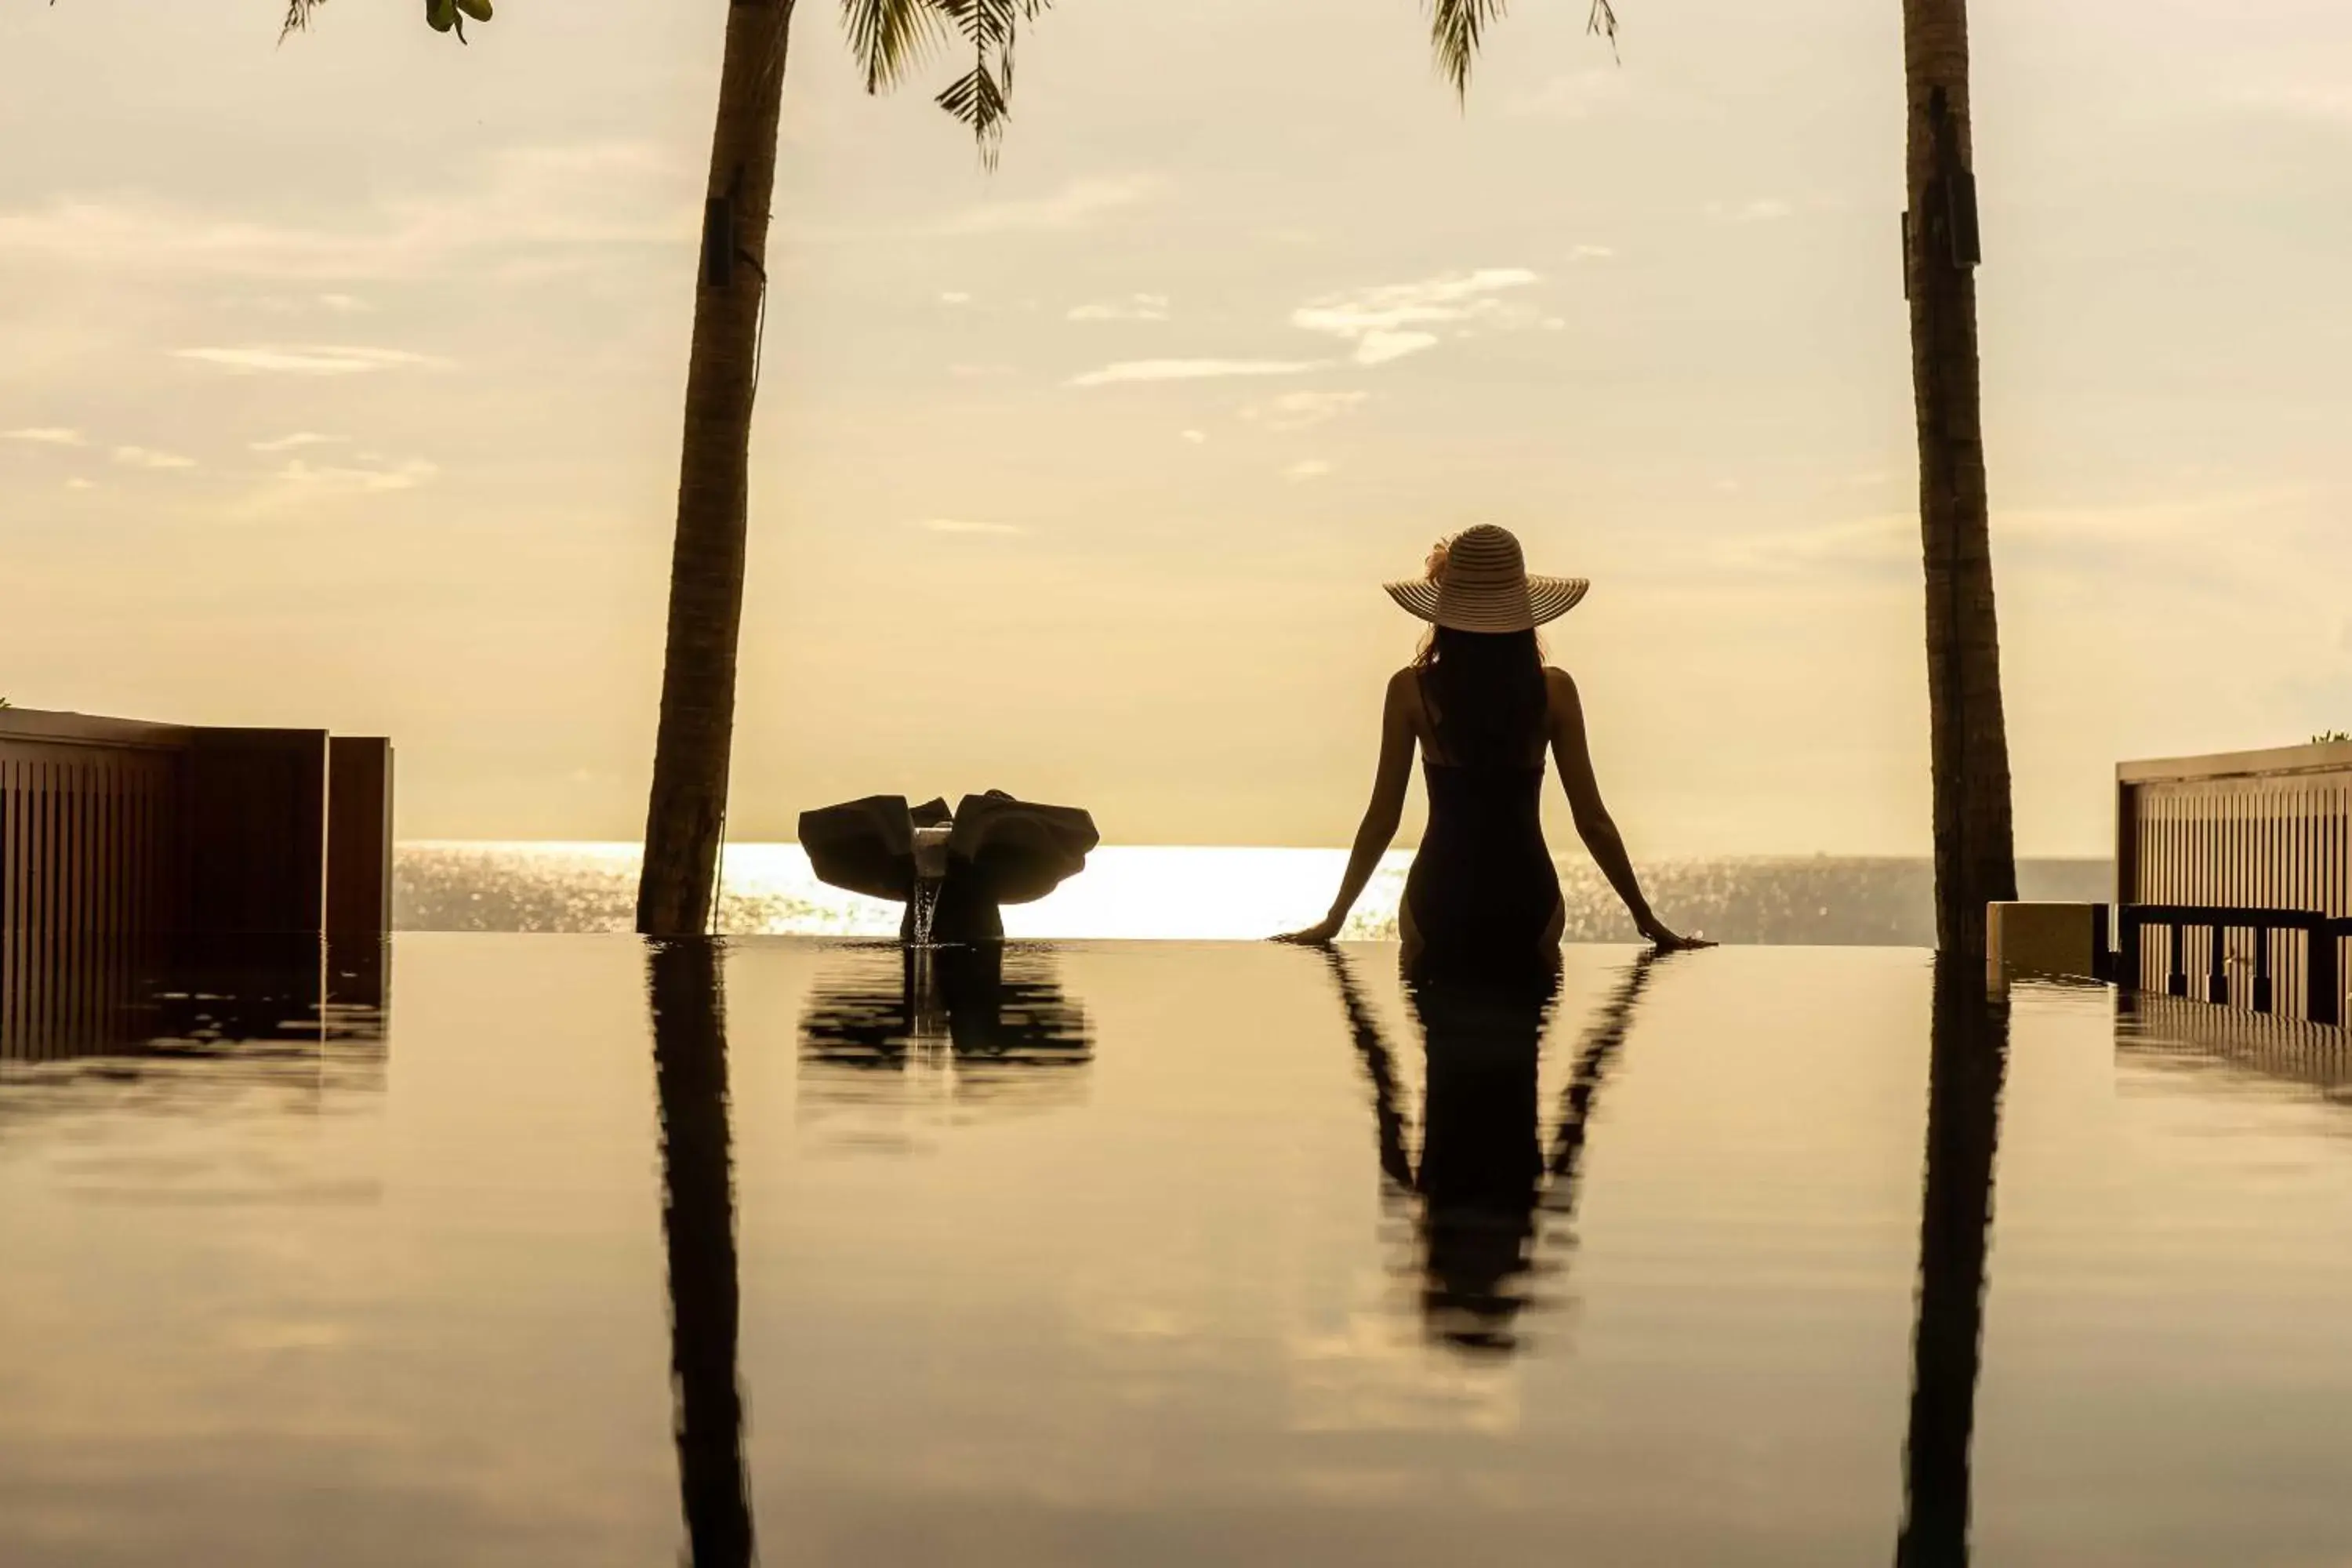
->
1382;524;1589;633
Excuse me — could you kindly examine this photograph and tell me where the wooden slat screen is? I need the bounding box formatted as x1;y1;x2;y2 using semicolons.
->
1;710;394;1064
1;721;184;1062
2119;742;2352;1023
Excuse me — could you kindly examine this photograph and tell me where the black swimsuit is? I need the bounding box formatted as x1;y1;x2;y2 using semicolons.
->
1403;673;1564;982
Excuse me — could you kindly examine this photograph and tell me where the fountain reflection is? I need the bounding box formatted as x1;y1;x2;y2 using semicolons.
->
1321;949;1663;1356
647;938;755;1568
1893;953;2013;1568
797;942;1092;1124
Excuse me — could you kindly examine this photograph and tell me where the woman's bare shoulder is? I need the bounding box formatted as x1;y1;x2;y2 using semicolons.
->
1543;666;1585;735
1384;666;1428;726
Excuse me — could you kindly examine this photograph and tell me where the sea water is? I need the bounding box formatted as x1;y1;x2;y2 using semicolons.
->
395;842;2114;944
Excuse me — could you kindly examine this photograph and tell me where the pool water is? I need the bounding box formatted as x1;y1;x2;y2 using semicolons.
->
2;936;2349;1566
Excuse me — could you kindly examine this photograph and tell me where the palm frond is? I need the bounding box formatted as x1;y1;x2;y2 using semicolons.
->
935;62;1011;165
842;0;947;93
913;0;1053;165
1429;0;1622;97
1588;0;1620;56
1428;0;1506;100
278;0;323;44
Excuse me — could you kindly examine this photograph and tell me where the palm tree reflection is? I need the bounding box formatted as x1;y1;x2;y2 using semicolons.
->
1320;949;1662;1355
1894;953;2012;1568
646;938;754;1568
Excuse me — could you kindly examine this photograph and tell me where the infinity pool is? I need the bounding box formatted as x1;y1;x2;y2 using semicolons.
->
2;937;2349;1566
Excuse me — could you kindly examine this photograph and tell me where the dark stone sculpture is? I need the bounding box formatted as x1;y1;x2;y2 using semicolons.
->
797;790;1098;944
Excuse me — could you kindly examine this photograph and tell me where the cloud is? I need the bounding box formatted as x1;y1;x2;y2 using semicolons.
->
918;517;1025;536
1243;390;1370;432
317;292;368;313
938;176;1163;236
1508;67;1720;125
1708;198;1794;223
1069;358;1320;387
64;477;96;491
1508;68;1643;121
3;427;84;446
1069;293;1171;323
1570;244;1616;261
1712;514;1913;579
113;446;196;470
270;457;437;495
1181;430;1207;445
249;432;347;453
1287;459;1334;482
174;345;437;376
222;458;437;517
938;291;973;305
1291;269;1542;365
1356;331;1439;366
2227;84;2352;125
0;143;691;284
1715;488;2325;586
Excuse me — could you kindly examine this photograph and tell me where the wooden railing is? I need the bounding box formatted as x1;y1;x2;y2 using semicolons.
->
2117;741;2352;1024
2115;904;2347;1025
0;709;393;1062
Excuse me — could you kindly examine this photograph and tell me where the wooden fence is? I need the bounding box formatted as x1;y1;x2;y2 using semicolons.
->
0;709;393;1062
2117;741;2352;1024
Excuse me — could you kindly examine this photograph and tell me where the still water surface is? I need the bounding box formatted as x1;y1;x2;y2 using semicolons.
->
2;937;2349;1565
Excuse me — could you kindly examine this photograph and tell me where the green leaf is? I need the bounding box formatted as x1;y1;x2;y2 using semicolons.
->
934;62;1009;164
1428;0;1620;98
278;0;324;44
854;0;1054;162
427;0;457;33
456;0;492;19
1427;0;1506;99
842;0;946;93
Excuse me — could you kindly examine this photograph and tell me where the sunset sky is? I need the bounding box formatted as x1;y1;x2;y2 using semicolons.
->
2;0;2347;855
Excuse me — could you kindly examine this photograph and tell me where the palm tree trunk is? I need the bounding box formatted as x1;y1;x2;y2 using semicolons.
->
637;0;798;937
1903;0;2016;956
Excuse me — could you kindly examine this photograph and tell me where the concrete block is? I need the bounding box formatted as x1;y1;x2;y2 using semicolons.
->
1987;902;2111;985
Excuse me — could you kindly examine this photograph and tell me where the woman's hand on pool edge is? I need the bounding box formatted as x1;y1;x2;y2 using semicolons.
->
1641;921;1715;952
1273;916;1344;946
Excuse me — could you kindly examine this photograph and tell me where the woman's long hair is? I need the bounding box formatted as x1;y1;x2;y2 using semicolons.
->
1414;625;1547;765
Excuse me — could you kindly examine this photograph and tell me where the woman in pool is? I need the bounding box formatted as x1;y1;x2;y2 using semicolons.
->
1279;524;1706;976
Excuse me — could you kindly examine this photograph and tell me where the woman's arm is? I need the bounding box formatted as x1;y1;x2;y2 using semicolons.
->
1276;670;1417;944
1319;948;1414;1187
1548;669;1711;950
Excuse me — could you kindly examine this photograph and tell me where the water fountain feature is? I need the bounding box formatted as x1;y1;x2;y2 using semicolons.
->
797;790;1098;947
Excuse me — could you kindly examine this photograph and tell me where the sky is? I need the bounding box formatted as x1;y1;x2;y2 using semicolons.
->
2;0;2347;855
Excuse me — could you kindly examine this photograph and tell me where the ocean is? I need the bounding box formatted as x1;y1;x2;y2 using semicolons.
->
394;843;2114;946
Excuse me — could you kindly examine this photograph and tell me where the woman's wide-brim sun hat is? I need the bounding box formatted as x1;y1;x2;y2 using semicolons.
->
1383;524;1588;633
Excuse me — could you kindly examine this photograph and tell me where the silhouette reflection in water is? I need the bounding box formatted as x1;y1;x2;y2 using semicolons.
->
1320;949;1663;1355
2;931;388;1098
647;938;755;1568
1894;953;2012;1568
797;943;1091;1122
